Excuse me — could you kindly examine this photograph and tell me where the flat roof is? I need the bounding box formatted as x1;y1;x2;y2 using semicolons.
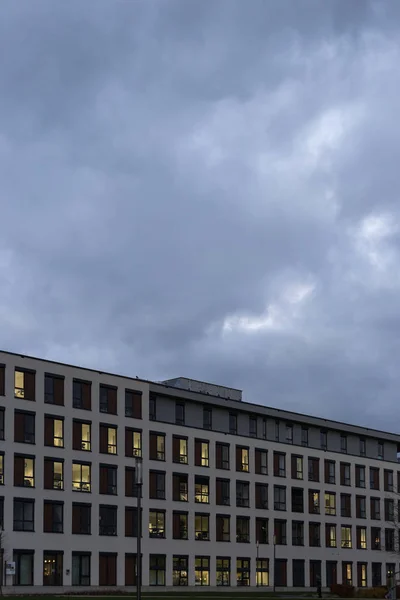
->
1;348;399;443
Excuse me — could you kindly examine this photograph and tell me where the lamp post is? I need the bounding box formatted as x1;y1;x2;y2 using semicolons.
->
256;541;259;587
135;457;143;600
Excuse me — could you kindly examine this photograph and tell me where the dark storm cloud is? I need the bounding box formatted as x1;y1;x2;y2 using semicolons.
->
1;0;400;430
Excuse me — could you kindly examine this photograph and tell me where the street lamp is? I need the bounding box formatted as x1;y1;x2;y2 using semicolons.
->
135;457;143;600
256;540;259;587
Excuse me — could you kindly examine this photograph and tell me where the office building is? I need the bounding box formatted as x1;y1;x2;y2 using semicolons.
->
0;350;399;591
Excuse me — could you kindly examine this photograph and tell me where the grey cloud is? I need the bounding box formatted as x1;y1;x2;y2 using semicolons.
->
1;0;400;431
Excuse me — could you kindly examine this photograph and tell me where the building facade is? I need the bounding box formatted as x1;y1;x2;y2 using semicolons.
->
0;349;400;592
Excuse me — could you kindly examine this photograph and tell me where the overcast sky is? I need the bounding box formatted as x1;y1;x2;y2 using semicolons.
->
1;0;400;431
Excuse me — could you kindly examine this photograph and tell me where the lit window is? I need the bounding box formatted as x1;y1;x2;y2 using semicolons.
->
81;424;91;451
240;448;249;472
108;428;117;454
195;514;209;540
72;463;91;492
149;511;165;538
173;556;188;587
53;461;63;490
341;526;352;548
157;436;165;461
133;431;142;457
326;525;336;547
14;371;25;398
195;556;209;586
195;477;209;503
179;439;188;464
53;419;64;447
23;458;34;487
359;527;367;549
325;493;336;516
256;559;269;587
201;442;209;467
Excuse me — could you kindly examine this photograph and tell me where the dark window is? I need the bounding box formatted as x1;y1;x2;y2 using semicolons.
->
236;516;250;543
292;521;304;546
237;558;250;587
195;513;210;540
356;465;366;488
149;554;166;586
72;503;91;535
173;555;188;587
0;496;3;528
72;553;91;586
255;482;268;509
249;415;257;437
372;563;382;587
173;472;188;502
99;424;117;455
341;494;351;518
125;467;139;497
255;449;268;474
370;498;381;520
203;407;212;430
13;498;34;531
149;510;165;538
274;519;287;545
173;436;188;464
73;379;91;410
301;427;308;446
13;550;34;586
0;408;4;441
44;374;64;406
325;460;335;484
72;420;91;451
291;488;304;513
286;424;293;444
356;496;366;519
173;511;188;540
385;498;394;521
275;421;280;441
216;514;230;541
125;389;142;419
308;457;319;482
370;467;380;490
125;507;140;537
360;438;366;457
195;476;210;504
149;471;165;499
43;551;63;586
293;559;305;587
99;385;117;415
310;560;322;588
216;478;230;506
326;562;338;588
0;365;4;396
274;486;286;511
385;528;395;552
99;553;117;586
99;505;117;536
99;464;117;495
320;430;327;450
384;469;394;492
378;441;384;459
256;517;268;544
274;452;285;477
229;413;237;434
309;522;321;547
340;434;347;453
14;454;35;487
275;559;287;586
150;432;165;461
0;453;3;485
44;415;64;448
216;443;230;470
14;410;35;444
14;369;35;401
149;394;156;421
43;501;63;533
262;418;267;439
175;402;185;426
236;481;250;508
340;462;351;486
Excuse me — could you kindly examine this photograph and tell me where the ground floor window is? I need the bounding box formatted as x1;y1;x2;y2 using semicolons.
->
237;558;250;587
195;556;210;586
326;561;337;588
342;562;353;586
149;554;166;586
173;556;188;586
72;553;90;586
310;560;322;587
43;551;63;586
275;559;287;587
357;563;367;588
256;558;269;587
386;564;396;587
13;551;34;586
125;554;137;586
216;557;230;586
99;553;116;586
372;563;382;587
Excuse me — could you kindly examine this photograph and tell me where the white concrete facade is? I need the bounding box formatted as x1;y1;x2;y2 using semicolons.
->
0;349;400;592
